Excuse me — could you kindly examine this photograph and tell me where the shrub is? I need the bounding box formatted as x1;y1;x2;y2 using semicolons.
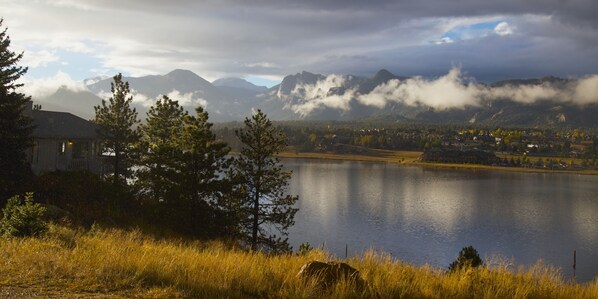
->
0;192;48;238
449;245;483;272
299;242;313;255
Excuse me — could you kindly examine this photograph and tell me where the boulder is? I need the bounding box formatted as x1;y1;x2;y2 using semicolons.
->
41;204;73;223
297;261;365;289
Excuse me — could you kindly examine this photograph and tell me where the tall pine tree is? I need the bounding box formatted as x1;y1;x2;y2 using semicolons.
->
233;110;298;252
172;107;231;236
0;19;33;202
136;95;186;203
94;73;140;186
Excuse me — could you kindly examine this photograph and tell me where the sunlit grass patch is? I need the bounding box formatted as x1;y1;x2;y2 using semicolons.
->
1;224;596;298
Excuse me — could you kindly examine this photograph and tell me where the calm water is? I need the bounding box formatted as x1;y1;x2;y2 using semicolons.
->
283;159;598;282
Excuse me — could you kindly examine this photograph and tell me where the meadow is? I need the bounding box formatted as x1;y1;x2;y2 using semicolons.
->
1;224;597;298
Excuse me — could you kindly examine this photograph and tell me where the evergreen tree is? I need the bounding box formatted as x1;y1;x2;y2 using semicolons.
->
136;96;186;203
172;107;231;235
0;19;33;202
0;192;47;238
94;73;140;186
232;110;298;252
449;246;484;272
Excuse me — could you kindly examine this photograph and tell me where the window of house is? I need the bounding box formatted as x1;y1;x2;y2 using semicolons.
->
58;141;66;155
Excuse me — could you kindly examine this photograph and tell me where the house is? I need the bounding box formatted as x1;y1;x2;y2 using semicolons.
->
26;104;106;175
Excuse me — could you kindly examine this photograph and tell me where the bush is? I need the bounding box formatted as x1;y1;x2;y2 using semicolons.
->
299;242;313;255
0;192;48;238
449;245;484;272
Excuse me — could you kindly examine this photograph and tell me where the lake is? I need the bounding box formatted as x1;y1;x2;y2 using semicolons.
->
283;158;598;282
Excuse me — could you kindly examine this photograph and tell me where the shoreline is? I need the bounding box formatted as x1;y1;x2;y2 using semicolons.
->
276;150;598;176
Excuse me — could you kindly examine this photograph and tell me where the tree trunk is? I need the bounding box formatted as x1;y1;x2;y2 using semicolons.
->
252;185;259;251
114;151;120;186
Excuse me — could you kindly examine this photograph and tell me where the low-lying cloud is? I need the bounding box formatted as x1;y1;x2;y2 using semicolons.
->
165;90;208;109
21;71;87;99
359;68;481;109
285;75;356;117
95;89;208;110
284;67;598;116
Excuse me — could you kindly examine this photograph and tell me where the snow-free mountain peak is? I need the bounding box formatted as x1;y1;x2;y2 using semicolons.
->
212;77;267;93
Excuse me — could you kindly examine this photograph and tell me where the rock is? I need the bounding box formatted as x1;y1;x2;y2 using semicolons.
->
297;261;365;289
41;204;73;223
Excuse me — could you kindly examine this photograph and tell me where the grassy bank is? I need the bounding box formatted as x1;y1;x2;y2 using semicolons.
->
1;225;597;298
277;149;420;164
277;150;598;175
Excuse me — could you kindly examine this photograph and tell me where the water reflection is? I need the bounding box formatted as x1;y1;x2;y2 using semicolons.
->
283;159;598;282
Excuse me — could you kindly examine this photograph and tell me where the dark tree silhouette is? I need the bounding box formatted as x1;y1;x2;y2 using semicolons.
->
0;19;33;202
232;110;298;252
136;96;186;203
449;246;484;272
94;73;140;186
172;106;231;235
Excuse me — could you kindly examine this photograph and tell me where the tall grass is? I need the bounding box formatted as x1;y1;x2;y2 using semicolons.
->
1;224;597;298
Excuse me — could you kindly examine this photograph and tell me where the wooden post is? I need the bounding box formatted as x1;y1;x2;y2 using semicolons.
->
345;244;348;259
573;250;577;279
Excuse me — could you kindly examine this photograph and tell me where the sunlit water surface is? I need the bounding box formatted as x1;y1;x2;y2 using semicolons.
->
283;159;598;281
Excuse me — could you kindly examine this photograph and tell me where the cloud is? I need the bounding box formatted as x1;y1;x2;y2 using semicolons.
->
245;62;278;69
488;82;561;103
20;71;86;99
494;22;514;36
95;88;208;110
574;75;598;105
2;0;597;85
129;90;152;107
434;37;454;45
284;67;598;116
22;50;59;68
285;74;357;116
95;89;153;108
1;0;597;100
165;90;208;108
358;68;484;109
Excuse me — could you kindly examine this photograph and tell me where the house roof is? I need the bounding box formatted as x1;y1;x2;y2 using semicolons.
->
32;110;99;139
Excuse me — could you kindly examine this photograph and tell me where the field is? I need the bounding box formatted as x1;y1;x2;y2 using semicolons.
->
1;224;597;298
277;149;598;175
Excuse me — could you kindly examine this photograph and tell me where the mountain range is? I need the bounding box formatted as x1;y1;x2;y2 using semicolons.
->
32;69;598;127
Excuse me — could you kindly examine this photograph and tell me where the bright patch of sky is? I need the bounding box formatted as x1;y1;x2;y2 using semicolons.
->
441;20;504;41
244;76;281;88
22;41;122;81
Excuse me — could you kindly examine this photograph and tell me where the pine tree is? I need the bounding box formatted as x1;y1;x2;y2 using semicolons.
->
233;110;298;252
0;19;33;202
94;73;140;186
449;246;483;272
136;96;186;203
172;106;231;235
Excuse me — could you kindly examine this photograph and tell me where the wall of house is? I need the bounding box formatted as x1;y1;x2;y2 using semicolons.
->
30;138;105;175
31;138;67;174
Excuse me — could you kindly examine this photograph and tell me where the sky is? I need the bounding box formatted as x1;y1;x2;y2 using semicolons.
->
2;0;598;95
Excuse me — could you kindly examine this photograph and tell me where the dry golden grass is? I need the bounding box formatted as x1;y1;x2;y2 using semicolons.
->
277;149;421;164
1;224;597;298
